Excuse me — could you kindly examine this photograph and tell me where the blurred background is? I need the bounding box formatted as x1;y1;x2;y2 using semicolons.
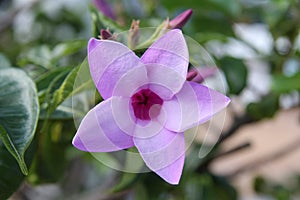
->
0;0;299;199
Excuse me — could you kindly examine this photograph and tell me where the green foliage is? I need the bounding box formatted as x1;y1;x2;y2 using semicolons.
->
161;0;241;17
44;68;72;113
36;67;72;92
183;173;237;200
219;57;248;95
31;121;75;183
18;45;53;69
48;59;94;115
51;40;88;63
0;144;24;199
129;172;237;200
18;40;87;71
160;0;240;36
0;68;39;175
0;67;39;199
0;142;36;200
247;94;279;120
272;72;300;94
253;175;298;200
251;96;279;119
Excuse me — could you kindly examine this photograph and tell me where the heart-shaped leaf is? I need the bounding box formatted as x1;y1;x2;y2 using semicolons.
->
0;67;39;175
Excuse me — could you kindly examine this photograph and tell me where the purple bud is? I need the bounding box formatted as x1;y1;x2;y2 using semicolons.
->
187;67;218;83
169;9;193;29
100;29;112;40
186;70;197;81
93;0;116;20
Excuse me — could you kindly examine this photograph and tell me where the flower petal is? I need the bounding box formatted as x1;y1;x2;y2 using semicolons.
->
134;129;185;184
112;65;148;98
159;81;230;132
146;64;186;100
72;97;134;152
141;29;189;79
111;96;137;136
155;154;185;185
88;38;144;99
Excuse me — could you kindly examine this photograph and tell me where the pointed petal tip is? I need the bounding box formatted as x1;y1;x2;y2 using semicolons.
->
161;174;181;185
224;95;231;108
212;89;231;110
154;157;184;185
88;38;101;53
185;9;193;16
72;135;87;152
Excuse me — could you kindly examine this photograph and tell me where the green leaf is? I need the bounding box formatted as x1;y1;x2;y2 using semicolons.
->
0;68;39;175
36;67;72;91
44;69;72;115
0;144;25;199
161;0;241;17
184;173;237;200
40;96;91;120
51;40;87;62
48;59;95;115
0;126;28;174
32;121;75;183
18;45;53;69
247;94;279;120
18;40;87;73
271;72;300;94
253;176;269;193
219;57;248;94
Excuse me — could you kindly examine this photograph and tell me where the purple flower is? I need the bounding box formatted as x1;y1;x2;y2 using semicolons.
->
169;9;193;29
72;29;230;184
93;0;116;20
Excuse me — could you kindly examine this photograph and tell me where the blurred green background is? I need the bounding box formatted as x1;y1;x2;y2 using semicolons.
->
0;0;299;199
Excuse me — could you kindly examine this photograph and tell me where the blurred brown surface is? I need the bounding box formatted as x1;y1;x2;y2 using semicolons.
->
211;108;300;196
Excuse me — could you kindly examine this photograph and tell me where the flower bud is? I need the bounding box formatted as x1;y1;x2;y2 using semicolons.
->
168;9;193;29
187;67;218;83
100;29;112;40
128;20;140;49
93;0;116;20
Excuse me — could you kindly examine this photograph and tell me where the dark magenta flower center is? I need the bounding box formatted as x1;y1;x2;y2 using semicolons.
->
131;89;163;120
